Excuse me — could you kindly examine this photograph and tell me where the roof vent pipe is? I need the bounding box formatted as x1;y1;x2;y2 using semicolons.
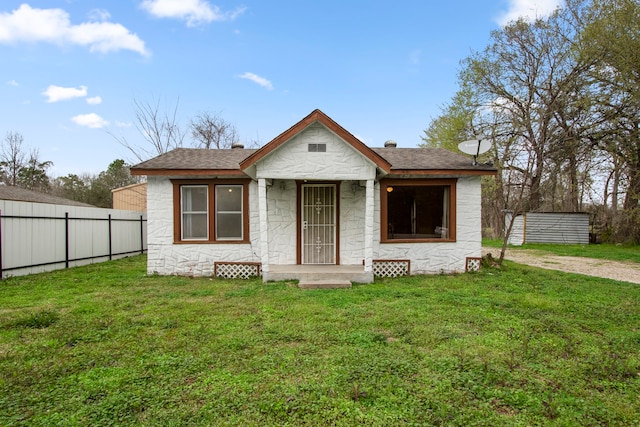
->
231;142;244;149
384;140;397;148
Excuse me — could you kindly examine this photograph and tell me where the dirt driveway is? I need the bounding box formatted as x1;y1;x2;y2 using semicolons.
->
482;247;640;285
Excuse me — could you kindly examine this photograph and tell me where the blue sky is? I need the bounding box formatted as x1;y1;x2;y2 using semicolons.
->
0;0;562;177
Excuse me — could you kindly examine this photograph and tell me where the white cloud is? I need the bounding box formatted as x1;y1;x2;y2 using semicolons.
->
88;9;111;22
7;79;19;86
237;72;273;90
226;7;247;21
0;4;149;56
496;0;564;26
86;96;103;105
71;113;109;128
42;85;88;103
115;121;132;128
140;0;246;27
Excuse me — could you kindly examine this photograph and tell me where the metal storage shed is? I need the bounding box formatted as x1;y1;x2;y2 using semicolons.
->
506;212;590;246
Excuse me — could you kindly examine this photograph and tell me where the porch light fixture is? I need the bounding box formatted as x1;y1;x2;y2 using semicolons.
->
387;186;394;193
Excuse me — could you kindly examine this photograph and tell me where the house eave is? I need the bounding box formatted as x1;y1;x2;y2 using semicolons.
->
130;168;248;177
385;169;497;179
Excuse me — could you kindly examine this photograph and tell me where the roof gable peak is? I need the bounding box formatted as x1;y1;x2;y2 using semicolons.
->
239;109;391;174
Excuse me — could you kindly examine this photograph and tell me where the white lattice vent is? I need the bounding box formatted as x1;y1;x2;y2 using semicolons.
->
214;262;261;279
466;257;482;272
373;260;410;277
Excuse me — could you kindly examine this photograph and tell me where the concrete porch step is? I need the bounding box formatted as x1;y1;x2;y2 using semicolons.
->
264;265;373;284
298;280;352;289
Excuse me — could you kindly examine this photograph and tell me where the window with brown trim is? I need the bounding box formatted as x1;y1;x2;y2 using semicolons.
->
181;185;209;240
172;179;250;243
380;179;456;242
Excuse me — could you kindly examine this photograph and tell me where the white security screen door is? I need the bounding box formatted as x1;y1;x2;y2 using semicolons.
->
302;184;336;264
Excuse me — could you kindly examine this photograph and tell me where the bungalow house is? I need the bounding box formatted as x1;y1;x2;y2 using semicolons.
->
130;109;496;284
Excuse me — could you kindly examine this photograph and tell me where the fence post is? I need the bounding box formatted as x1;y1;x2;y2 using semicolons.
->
108;214;113;261
140;215;144;255
65;212;69;269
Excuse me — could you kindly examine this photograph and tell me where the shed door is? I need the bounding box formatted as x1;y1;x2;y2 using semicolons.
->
302;185;336;264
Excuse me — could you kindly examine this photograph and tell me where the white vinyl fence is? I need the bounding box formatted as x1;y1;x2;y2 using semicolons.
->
0;200;147;278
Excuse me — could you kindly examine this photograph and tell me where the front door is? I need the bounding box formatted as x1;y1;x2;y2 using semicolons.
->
301;184;336;264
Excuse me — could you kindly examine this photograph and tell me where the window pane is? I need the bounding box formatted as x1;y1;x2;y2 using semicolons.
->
217;213;242;239
183;213;208;239
181;185;208;240
216;186;242;212
216;185;243;240
387;185;448;239
182;186;208;212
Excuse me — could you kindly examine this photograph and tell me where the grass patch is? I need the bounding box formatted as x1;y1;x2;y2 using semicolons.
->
483;239;640;263
6;309;59;329
1;255;639;425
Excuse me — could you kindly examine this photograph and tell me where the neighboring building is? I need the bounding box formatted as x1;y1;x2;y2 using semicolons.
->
506;212;590;246
131;109;496;283
0;185;93;207
112;182;147;212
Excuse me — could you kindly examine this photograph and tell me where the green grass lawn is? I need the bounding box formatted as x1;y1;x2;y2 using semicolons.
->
1;255;639;426
483;239;640;263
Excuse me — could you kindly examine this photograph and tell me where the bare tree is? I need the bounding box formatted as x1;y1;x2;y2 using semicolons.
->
190;111;239;149
0;131;27;186
109;96;186;162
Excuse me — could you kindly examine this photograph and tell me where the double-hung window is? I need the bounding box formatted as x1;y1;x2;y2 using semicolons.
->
215;185;243;240
173;179;249;243
380;179;456;242
181;185;209;240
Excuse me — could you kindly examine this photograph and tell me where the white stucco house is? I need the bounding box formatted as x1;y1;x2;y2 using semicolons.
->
131;109;496;283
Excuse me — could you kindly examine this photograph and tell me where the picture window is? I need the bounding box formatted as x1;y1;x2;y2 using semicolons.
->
381;179;456;242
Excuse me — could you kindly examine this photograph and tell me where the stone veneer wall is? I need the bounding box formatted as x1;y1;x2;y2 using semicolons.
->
146;172;483;277
256;123;377;181
265;179;297;265
339;181;366;265
373;176;483;274
145;176;261;276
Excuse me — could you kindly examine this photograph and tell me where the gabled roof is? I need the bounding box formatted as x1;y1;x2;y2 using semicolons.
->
0;185;94;207
130;109;497;178
130;147;257;176
239;109;392;174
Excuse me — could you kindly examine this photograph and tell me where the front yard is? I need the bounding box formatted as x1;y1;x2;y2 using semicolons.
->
1;255;639;426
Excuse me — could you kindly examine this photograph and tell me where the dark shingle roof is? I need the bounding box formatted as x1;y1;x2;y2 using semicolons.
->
131;148;257;172
130;146;495;175
372;147;495;172
0;186;94;207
